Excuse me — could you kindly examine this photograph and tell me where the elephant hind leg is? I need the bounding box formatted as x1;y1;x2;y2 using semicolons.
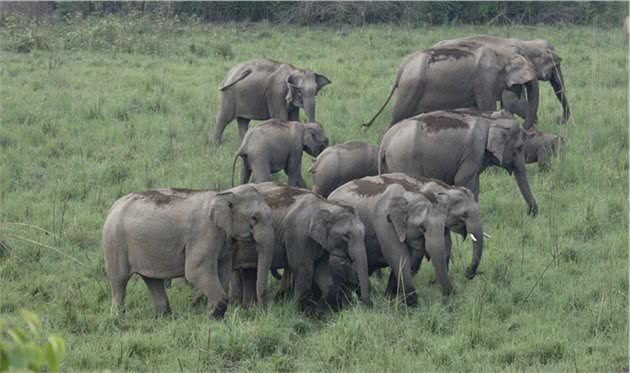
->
110;275;131;315
213;95;236;144
141;276;172;317
237;117;251;141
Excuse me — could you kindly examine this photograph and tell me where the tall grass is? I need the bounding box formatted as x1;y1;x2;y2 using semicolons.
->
0;18;627;371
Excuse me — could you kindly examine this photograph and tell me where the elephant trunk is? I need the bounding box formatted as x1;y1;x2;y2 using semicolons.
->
348;236;371;306
513;155;538;216
464;220;484;279
303;96;316;123
550;65;570;124
425;227;453;296
253;223;275;308
524;80;539;130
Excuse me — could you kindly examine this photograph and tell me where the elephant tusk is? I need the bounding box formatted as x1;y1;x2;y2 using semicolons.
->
483;233;491;239
469;233;478;242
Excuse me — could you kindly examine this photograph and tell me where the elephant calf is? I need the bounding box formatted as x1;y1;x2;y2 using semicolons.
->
102;185;274;320
309;141;379;197
380;109;538;215
329;180;450;305
231;119;329;188
524;129;562;170
230;182;370;313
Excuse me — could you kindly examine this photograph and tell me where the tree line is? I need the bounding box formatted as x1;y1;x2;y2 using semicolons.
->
0;1;626;27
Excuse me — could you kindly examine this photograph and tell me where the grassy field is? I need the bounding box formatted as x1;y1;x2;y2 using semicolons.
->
0;17;628;372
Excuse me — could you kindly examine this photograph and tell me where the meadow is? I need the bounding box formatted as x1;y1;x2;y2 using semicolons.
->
0;16;628;371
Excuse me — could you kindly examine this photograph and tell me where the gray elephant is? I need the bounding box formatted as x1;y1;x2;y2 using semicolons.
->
309;141;379;197
329;182;450;304
231;119;328;188
379;109;538;215
434;35;570;125
230;183;370;313
523;129;562;170
102;185;274;319
362;40;539;130
213;59;331;144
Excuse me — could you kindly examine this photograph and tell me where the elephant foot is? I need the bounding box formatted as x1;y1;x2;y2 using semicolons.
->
403;291;418;307
210;300;228;320
154;306;172;319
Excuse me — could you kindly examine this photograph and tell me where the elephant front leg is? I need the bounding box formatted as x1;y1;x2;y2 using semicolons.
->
382;246;418;306
185;247;229;320
286;154;307;188
293;266;318;313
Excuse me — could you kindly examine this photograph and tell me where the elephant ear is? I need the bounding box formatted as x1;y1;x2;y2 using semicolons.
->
506;54;537;87
309;209;332;248
315;73;331;93
386;196;409;243
210;192;235;237
487;125;510;165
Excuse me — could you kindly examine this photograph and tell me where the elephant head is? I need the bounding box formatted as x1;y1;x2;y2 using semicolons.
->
308;207;370;306
520;40;570;124
487;120;538;216
209;185;274;306
438;186;484;279
286;70;331;123
302;122;329;157
380;184;452;295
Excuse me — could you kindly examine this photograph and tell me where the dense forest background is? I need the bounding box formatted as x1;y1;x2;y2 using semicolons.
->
0;1;626;27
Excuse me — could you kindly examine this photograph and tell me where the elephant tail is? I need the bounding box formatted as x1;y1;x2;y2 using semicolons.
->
377;142;387;175
361;80;398;129
219;68;252;91
231;151;243;188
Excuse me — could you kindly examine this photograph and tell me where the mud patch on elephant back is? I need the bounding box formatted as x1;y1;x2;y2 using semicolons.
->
352;180;388;196
427;48;473;64
136;190;185;206
264;187;310;209
379;176;423;193
171;188;206;194
421;115;469;133
263;119;290;128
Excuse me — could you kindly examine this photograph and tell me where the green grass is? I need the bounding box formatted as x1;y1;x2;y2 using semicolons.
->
0;18;628;372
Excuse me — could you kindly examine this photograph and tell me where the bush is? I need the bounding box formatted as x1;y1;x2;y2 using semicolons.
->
0;310;65;372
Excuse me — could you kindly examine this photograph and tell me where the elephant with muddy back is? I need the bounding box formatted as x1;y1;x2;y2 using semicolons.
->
329;182;450;304
230;183;370;313
309;141;379;197
362;38;541;129
213;59;331;144
433;35;570;125
102;185;274;319
379;109;538;216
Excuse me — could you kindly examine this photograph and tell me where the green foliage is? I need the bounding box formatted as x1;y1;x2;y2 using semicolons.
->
0;310;65;372
0;18;627;372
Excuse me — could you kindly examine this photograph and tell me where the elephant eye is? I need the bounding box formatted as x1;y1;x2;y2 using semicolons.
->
419;224;426;234
250;216;258;225
342;233;351;241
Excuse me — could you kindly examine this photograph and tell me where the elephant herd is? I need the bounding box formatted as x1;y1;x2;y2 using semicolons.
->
103;34;569;319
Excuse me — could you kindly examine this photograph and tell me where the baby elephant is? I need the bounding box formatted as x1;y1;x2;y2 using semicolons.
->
309;141;379;197
231;119;329;188
102;185;274;320
523;129;562;170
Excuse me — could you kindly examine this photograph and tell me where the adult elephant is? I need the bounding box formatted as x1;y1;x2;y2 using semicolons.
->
379;109;538;216
329;182;450;303
434;35;570;125
367;173;485;282
213;59;331;144
230;183;370;313
362;41;539;129
102;185;274;319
